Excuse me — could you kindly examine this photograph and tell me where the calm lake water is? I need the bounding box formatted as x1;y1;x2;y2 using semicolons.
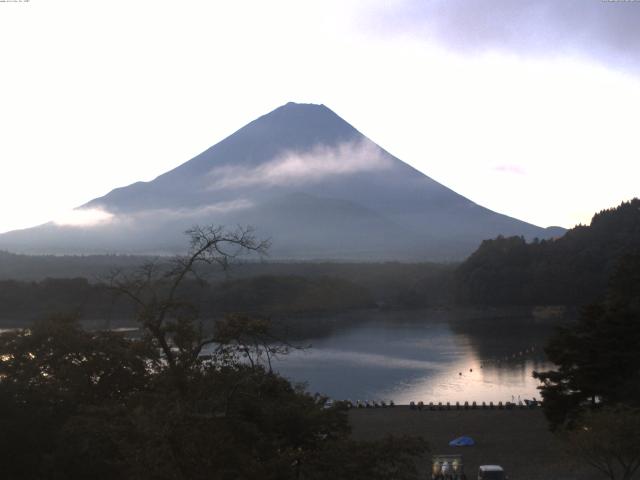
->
2;308;559;405
270;309;557;404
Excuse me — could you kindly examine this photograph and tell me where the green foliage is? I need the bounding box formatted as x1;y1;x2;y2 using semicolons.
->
0;226;428;479
0;316;153;479
212;275;374;314
300;435;428;480
534;254;640;429
0;275;375;326
0;316;427;479
563;406;640;480
0;277;126;323
455;198;640;306
0;258;456;326
393;265;454;307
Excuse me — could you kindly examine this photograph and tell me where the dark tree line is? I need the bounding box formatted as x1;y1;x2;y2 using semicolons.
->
534;253;640;428
454;199;640;306
533;254;640;480
0;275;375;327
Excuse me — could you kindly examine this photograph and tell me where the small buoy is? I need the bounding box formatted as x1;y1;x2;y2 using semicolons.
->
459;372;462;376
470;368;473;372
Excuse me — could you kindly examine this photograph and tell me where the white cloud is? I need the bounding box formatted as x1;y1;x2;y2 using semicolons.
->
207;140;393;190
494;165;526;176
370;0;640;72
0;0;638;233
53;208;114;227
51;200;254;230
137;200;255;219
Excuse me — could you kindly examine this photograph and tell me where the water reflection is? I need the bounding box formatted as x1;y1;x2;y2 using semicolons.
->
272;309;556;403
1;309;558;403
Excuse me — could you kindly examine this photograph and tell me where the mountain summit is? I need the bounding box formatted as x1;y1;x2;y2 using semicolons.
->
0;102;563;259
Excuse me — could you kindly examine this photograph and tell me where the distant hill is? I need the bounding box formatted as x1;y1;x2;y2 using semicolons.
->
0;250;151;281
0;102;562;260
0;274;376;327
0;249;454;313
454;199;640;306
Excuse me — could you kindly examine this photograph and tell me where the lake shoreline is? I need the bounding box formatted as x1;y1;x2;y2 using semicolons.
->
0;302;576;329
3;307;559;403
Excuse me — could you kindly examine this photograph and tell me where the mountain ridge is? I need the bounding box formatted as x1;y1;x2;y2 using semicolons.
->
0;102;564;260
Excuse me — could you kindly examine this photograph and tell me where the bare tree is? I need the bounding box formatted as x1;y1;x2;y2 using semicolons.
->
108;225;269;376
564;407;640;480
213;314;299;373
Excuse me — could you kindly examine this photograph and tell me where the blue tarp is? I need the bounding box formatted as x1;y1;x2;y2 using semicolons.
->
448;436;475;447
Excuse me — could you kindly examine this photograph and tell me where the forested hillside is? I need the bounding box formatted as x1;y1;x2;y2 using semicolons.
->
0;275;376;327
454;199;640;306
0;257;454;326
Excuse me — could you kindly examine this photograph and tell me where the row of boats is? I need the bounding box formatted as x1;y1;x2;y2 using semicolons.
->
324;397;542;410
409;398;541;410
325;399;396;409
325;398;541;409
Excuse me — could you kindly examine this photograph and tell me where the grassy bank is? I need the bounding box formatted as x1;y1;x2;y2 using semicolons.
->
349;407;599;480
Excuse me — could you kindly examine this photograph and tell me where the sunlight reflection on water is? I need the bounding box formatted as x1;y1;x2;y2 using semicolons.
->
272;310;553;403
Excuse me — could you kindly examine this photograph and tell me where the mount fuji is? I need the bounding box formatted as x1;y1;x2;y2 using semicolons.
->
0;102;563;260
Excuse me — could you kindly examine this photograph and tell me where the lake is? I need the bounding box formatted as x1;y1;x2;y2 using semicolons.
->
270;309;557;404
2;308;560;405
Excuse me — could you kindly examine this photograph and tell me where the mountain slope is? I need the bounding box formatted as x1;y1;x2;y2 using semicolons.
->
0;102;563;259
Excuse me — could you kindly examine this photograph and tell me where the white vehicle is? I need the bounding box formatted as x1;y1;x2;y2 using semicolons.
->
478;465;507;480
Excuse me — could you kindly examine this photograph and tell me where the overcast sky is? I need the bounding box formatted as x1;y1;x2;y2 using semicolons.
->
1;0;639;233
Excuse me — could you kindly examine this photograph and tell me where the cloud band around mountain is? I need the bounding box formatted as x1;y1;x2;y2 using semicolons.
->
206;140;394;190
54;200;255;229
